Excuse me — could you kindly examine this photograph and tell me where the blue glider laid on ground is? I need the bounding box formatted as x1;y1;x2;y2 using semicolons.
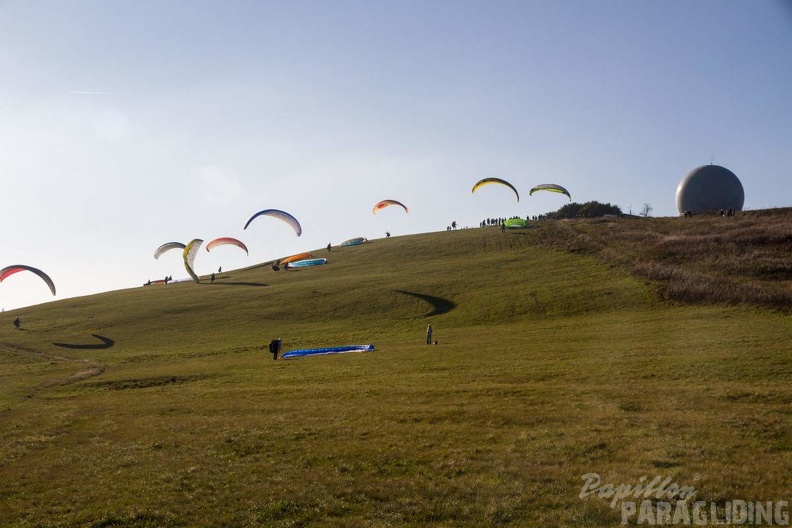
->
284;258;327;269
340;237;367;247
281;344;375;359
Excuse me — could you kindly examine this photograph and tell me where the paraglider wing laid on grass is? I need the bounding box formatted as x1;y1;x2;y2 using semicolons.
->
472;177;520;202
504;218;529;229
285;258;327;270
206;237;248;255
244;209;302;237
0;264;56;296
373;199;409;214
340;237;367;247
279;252;312;266
154;242;187;260
529;183;571;201
182;239;203;283
281;344;374;359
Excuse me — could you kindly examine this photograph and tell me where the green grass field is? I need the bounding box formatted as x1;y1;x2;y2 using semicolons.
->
1;214;790;527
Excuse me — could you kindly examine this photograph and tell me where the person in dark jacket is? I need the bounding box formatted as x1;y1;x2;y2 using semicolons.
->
269;338;282;360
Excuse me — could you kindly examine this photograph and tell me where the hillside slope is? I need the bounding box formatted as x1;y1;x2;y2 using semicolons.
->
1;218;790;527
2;226;653;365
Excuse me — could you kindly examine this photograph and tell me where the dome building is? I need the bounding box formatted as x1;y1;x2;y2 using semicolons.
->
676;164;744;215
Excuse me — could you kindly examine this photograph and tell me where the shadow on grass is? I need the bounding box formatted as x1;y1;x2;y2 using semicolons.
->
394;290;457;316
52;334;115;350
202;281;269;287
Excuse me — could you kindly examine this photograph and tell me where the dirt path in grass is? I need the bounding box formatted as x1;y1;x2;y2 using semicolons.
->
0;340;107;397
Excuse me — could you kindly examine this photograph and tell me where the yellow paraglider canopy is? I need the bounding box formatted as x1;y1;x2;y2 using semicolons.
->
529;183;571;201
472;178;520;202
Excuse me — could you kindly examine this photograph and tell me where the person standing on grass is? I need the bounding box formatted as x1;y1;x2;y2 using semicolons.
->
269;338;282;360
426;324;433;345
14;316;21;330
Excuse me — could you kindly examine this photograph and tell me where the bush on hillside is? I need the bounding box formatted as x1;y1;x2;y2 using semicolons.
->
549;201;623;219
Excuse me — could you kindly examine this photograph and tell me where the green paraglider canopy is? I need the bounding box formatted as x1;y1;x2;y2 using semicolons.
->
504;218;529;229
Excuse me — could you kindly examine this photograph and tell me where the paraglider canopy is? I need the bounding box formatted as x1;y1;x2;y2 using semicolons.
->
472;178;520;202
340;237;367;247
154;242;186;260
206;237;248;255
182;239;203;283
529;183;571;201
504;218;529;229
279;252;312;266
244;209;302;237
0;265;56;296
373;199;409;214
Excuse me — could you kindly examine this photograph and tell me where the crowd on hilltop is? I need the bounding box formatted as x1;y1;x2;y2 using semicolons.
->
480;217;514;227
477;215;554;227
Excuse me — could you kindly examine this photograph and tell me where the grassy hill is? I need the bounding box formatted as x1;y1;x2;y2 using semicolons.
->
1;213;790;527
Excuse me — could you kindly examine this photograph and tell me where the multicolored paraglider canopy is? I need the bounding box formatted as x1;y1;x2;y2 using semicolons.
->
244;209;302;237
472;178;520;202
373;199;409;214
206;237;248;255
0;265;56;296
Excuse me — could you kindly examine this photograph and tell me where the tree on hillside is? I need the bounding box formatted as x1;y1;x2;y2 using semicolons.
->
550;201;623;219
640;203;653;217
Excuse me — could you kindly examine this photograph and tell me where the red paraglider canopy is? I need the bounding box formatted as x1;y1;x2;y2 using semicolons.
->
373;199;409;214
0;265;56;296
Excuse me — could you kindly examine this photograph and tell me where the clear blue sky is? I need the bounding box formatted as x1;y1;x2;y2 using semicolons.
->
2;0;791;310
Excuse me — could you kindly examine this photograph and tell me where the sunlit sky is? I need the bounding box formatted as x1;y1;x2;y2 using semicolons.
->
2;0;791;310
